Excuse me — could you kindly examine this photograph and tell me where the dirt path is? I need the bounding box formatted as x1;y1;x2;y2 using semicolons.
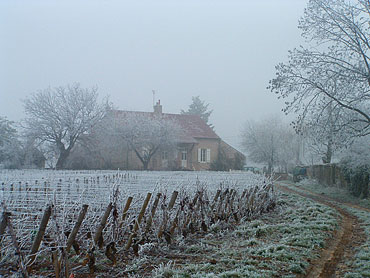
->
275;182;366;278
277;181;370;213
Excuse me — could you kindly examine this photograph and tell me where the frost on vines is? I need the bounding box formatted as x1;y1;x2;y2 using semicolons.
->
106;111;181;170
23;84;109;169
0;170;277;276
269;0;370;146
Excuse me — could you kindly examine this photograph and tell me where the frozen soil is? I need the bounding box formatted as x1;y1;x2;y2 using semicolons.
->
277;181;369;278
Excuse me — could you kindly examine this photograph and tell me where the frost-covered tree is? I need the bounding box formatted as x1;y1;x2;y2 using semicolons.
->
0;116;17;150
108;112;180;170
23;84;108;169
270;0;370;143
0;116;22;168
241;116;299;174
64;124;130;170
299;100;348;163
181;96;213;128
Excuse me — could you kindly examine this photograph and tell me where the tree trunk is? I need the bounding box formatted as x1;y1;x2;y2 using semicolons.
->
132;146;158;171
143;160;149;170
267;162;273;174
322;141;332;164
56;149;70;170
362;172;369;199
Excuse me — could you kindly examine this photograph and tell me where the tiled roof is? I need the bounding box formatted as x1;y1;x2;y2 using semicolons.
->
111;110;219;143
220;140;246;159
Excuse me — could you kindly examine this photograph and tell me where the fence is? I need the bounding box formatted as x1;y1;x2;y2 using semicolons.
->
306;164;348;187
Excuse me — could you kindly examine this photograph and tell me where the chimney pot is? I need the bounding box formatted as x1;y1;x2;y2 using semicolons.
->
154;99;162;115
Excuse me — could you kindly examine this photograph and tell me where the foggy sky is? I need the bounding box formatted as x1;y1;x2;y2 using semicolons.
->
0;0;308;149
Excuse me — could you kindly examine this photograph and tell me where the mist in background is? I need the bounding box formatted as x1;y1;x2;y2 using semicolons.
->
0;0;308;148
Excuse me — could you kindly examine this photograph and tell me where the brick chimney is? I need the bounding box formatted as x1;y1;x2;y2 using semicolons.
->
153;100;162;115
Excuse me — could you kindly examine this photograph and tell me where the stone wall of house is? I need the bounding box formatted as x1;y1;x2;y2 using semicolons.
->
68;138;224;171
190;138;220;171
306;164;348;187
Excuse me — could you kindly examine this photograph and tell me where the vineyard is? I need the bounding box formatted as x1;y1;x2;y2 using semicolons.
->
0;170;276;277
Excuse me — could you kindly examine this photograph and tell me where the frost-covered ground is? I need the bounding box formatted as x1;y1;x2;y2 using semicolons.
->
1;169;264;196
148;191;339;278
282;179;370;278
0;169;267;219
0;171;342;277
295;179;370;209
340;206;370;278
1;170;277;277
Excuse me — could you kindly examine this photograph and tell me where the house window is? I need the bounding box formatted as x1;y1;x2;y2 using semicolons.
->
198;148;210;163
181;150;187;168
161;151;168;160
201;149;207;162
181;151;187;161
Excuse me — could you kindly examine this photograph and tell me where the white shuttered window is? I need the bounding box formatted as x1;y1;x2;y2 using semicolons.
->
198;148;211;163
206;149;211;163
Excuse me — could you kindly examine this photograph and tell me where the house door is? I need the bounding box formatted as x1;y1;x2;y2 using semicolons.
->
181;151;187;168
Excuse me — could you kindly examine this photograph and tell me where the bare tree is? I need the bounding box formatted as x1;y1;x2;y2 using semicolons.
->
241;116;299;173
23;84;108;169
269;0;370;141
108;112;180;170
64;125;130;170
297;99;349;163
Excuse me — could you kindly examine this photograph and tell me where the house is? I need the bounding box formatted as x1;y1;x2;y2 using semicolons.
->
68;101;245;171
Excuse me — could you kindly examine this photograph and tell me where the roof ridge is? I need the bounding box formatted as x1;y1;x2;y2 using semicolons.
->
112;109;219;140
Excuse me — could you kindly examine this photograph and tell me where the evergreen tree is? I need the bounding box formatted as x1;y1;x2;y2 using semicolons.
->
0;116;22;168
181;96;213;128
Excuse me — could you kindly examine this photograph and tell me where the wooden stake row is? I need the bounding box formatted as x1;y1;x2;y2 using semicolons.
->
0;184;276;277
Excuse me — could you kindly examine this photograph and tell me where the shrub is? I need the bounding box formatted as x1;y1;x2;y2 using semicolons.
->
340;136;370;199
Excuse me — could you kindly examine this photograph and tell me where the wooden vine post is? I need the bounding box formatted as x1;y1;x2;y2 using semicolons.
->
66;204;89;253
169;208;180;235
119;196;133;228
62;248;69;278
125;192;152;250
158;190;178;238
28;205;52;268
5;212;28;278
168;191;178;210
52;250;59;278
94;203;113;248
186;192;198;226
145;193;161;232
0;211;10;246
210;189;221;210
0;212;9;260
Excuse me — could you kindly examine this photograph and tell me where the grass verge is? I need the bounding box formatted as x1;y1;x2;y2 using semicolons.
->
148;190;339;278
292;179;370;209
280;179;370;278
